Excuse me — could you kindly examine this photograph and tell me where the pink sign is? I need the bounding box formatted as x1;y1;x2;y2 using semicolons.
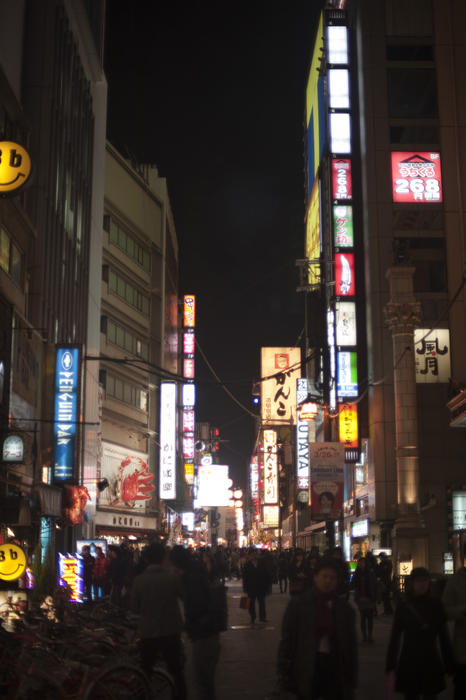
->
332;158;352;201
391;152;442;203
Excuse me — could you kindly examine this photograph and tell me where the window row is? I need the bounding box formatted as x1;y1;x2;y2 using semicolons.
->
106;372;148;411
106;318;149;360
0;227;24;287
108;217;150;271
108;269;150;316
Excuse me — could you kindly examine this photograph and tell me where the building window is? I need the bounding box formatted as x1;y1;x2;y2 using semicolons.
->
388;69;438;119
109;218;150;272
386;45;434;61
0;227;24;287
393;236;447;293
108;269;150;316
106;318;149;359
390;125;438;145
106;372;148;411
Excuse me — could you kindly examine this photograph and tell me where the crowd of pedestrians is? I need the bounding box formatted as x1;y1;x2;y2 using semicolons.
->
75;540;466;700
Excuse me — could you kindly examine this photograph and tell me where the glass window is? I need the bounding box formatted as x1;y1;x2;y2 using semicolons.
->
109;221;118;244
0;229;10;273
388;69;438;119
390;125;438;144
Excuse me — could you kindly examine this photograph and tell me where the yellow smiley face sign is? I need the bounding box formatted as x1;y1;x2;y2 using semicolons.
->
0;141;32;195
0;544;27;581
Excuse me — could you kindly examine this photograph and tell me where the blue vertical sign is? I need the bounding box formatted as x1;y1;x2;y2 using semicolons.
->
53;347;80;482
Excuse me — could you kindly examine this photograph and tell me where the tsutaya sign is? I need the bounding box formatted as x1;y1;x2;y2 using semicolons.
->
53;347;80;482
296;378;310;491
0;141;32;195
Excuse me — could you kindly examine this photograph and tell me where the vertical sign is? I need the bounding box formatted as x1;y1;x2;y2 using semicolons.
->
183;295;195;327
263;429;278;504
339;404;358;448
261;347;301;425
414;329;451;383
332;158;352;200
58;553;83;603
309;442;345;519
159;383;177;500
296;378;310;490
53;347;80;482
335;253;355;296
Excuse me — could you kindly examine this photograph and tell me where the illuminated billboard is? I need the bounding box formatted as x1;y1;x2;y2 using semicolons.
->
335;301;357;346
305;179;321;285
305;12;325;196
250;456;259;500
335;253;355;296
263;429;278;504
183;331;195;354
262;505;279;528
330;113;351;154
100;442;153;510
53;347;80;482
183;295;195;327
261;347;301;425
337;351;358;397
414;329;451;383
309;442;345;520
296;378;310;491
195;464;230;507
58;553;83;603
159;383;177;500
391;152;442;203
182;383;195;408
332;158;352;200
339;404;358;448
333;205;353;248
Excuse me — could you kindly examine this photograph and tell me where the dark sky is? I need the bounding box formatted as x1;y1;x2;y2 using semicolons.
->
104;1;322;488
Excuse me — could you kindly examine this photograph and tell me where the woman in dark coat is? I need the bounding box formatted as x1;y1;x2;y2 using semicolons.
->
351;557;377;643
242;549;272;624
385;567;454;699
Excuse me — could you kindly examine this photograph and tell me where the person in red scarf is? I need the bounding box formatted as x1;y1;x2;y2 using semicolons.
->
276;557;357;700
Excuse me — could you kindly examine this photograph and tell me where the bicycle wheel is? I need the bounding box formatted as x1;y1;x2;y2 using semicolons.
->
83;662;151;700
150;666;176;700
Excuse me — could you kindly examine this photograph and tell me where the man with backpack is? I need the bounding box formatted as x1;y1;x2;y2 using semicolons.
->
170;546;227;700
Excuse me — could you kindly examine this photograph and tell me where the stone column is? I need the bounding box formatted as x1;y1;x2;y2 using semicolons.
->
384;267;428;568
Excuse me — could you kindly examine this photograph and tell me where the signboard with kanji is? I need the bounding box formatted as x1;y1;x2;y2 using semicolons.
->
414;329;450;383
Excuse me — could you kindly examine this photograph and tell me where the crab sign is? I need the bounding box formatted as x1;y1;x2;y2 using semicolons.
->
119;456;155;507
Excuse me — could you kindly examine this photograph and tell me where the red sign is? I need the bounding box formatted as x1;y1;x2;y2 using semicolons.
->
183;331;195;354
335;253;355;296
332;158;352;201
391;152;442;203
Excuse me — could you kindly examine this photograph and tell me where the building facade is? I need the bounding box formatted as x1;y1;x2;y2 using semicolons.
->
301;0;466;574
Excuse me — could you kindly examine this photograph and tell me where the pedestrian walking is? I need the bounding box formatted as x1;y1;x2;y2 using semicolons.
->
377;552;394;615
276;557;358;700
278;552;289;594
130;542;186;699
242;548;272;624
92;545;108;599
80;544;95;602
351;557;377;643
170;546;227;700
442;549;466;700
385;566;454;700
288;548;311;596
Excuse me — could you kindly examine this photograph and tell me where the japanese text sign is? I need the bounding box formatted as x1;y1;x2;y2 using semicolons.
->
332;158;352;200
391;152;442;203
335;253;355;296
414;329;451;383
263;429;278;505
159;383;177;500
261;347;301;425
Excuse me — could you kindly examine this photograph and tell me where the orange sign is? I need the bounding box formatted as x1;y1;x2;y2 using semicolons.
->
183;295;195;328
339;404;358;448
0;141;32;195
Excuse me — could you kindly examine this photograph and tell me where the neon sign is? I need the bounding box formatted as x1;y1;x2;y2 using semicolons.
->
58;553;83;603
53;348;80;482
332;158;352;200
333;205;353;247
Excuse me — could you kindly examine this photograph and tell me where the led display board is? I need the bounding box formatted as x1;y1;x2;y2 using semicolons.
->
333;205;353;248
195;464;230;507
414;329;451;383
332;158;352;200
262;505;279;528
391;152;442;203
335;301;357;346
335;253;355;296
337;351;358;397
339;404;358;448
183;295;195;327
296;378;310;491
309;442;345;520
330;113;351;154
263;429;278;504
159;383;177;500
261;347;301;425
53;347;80;482
305;179;321;285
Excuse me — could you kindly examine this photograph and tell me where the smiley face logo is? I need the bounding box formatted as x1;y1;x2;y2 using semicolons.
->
0;544;27;581
0;141;32;195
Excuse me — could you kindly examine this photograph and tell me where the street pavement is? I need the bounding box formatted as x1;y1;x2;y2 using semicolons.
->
211;579;455;700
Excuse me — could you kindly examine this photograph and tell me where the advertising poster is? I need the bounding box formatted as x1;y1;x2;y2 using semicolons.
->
335;253;355;296
309;442;345;520
100;442;153;511
261;347;301;425
414;329;451;383
263;505;280;528
391;152;442;203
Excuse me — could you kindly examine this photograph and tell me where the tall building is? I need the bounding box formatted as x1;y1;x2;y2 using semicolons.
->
0;1;107;555
92;143;180;541
303;0;466;574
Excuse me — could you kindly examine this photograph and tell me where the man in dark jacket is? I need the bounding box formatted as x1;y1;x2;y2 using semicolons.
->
243;548;272;625
276;557;357;700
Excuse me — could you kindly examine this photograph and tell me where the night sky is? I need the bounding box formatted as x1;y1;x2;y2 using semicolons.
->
104;1;322;488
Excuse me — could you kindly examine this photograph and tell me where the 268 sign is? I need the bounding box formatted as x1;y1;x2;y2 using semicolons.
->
391;152;442;204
